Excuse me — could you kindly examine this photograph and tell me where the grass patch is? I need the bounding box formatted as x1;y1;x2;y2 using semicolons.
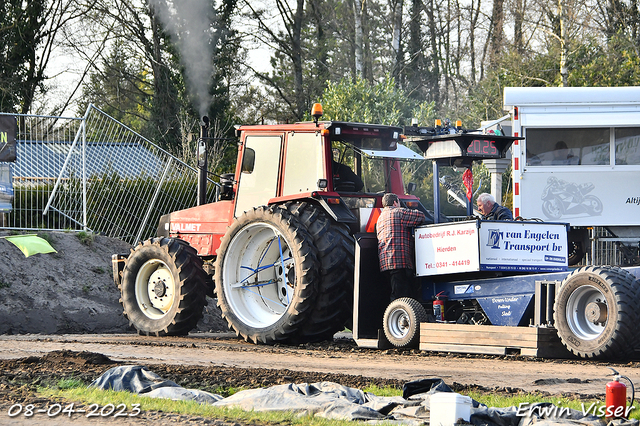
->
42;387;354;426
77;231;94;246
0;280;10;289
40;384;640;423
36;232;56;247
92;266;106;274
56;378;86;390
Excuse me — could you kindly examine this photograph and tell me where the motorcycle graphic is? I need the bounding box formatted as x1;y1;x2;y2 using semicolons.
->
541;176;603;219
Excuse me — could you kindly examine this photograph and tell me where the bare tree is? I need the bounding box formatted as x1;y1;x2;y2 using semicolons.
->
0;0;94;115
389;0;404;83
241;0;307;120
354;0;365;77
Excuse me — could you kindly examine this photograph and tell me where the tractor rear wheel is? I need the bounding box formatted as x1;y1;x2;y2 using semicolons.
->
120;238;208;336
554;266;640;359
285;201;355;340
383;298;428;348
214;205;321;344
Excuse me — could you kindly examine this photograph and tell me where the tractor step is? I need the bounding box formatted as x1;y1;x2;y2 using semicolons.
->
419;323;571;358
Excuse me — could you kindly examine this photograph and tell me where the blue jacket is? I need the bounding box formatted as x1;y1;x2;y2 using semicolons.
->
483;203;513;221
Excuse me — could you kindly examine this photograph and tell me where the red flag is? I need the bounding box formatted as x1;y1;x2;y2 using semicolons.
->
463;168;473;201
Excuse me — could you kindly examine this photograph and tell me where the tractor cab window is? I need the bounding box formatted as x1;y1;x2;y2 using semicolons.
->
332;142;364;192
241;147;255;173
331;138;421;193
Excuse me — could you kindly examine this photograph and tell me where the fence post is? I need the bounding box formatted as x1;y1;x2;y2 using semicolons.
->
134;157;174;245
43;104;92;216
82;118;87;231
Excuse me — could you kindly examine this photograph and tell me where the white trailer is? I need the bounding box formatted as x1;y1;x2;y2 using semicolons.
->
504;86;640;265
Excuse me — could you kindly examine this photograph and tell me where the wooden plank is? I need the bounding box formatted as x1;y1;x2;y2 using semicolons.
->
420;329;557;343
420;324;559;338
418;323;565;358
420;322;554;334
420;323;539;334
422;336;539;348
420;343;508;355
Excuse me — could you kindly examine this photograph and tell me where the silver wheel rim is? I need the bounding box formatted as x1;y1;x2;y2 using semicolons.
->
134;259;175;320
222;222;295;328
388;307;411;339
565;284;606;340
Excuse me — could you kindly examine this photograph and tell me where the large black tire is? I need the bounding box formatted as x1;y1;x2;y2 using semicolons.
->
383;298;428;348
214;205;321;344
285;201;355;339
567;240;585;266
553;266;640;359
119;238;208;336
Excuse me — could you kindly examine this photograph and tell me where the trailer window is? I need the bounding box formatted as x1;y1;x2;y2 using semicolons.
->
615;128;640;165
525;128;609;166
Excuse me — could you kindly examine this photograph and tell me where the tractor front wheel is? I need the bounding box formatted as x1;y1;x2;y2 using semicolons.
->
120;238;208;336
383;298;427;348
554;266;640;359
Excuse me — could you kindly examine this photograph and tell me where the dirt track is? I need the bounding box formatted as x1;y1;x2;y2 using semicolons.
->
1;332;638;399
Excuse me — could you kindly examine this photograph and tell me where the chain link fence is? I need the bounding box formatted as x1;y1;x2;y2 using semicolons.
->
0;105;216;245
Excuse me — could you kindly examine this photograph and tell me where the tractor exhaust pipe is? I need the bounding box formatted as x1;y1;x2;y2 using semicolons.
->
197;116;209;206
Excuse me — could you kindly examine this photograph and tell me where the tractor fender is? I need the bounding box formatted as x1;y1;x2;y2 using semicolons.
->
269;195;357;224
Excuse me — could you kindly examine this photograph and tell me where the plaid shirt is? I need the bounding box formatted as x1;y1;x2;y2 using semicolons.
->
376;206;426;271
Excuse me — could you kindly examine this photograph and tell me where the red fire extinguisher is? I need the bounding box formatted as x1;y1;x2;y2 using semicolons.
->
606;367;635;420
433;291;447;322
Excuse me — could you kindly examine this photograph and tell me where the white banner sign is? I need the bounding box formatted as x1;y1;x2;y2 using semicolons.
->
415;220;568;276
478;222;568;272
415;222;480;276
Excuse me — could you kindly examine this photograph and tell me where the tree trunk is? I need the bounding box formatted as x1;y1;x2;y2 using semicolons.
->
354;0;364;78
309;0;329;98
489;0;505;66
469;0;481;83
407;0;424;97
292;0;305;119
390;0;404;84
558;0;568;86
425;0;440;104
513;0;524;53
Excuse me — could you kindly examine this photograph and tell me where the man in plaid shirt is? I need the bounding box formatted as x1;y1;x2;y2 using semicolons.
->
376;193;426;301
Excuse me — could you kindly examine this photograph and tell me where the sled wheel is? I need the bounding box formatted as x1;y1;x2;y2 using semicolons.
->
214;205;320;344
567;240;585;266
542;197;564;220
584;195;603;215
285;201;355;339
120;238;208;336
554;266;640;359
383;298;428;348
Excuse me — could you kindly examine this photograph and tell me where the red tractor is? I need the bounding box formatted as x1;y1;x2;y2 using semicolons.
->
113;105;430;344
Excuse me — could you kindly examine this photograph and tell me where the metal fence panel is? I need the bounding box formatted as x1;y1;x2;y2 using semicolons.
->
1;106;214;245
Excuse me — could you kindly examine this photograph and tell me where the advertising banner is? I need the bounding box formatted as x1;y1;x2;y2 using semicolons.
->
415;221;480;276
0;116;17;162
415;220;568;276
520;169;640;227
478;221;568;272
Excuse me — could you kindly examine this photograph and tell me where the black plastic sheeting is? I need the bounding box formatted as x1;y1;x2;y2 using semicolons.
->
91;366;638;426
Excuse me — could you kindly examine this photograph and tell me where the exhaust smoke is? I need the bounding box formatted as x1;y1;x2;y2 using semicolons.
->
149;0;215;118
